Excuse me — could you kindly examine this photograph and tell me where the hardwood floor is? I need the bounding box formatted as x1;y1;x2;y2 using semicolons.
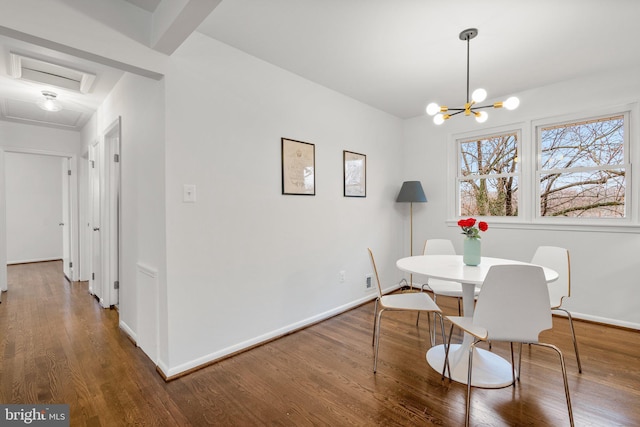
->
1;261;639;426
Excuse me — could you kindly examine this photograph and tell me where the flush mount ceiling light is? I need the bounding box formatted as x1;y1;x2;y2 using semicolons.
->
426;28;519;125
38;90;62;112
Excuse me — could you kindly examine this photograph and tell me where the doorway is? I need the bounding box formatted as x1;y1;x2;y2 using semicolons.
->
0;148;78;293
89;117;121;308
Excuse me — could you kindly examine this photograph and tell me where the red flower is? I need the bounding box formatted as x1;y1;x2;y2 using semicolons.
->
458;217;488;239
457;218;476;228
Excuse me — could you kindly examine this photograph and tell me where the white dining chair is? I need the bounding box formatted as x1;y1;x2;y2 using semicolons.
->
421;239;480;316
531;246;582;373
368;248;446;373
442;264;574;427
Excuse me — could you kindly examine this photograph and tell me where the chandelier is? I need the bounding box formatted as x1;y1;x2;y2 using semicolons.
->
426;28;519;125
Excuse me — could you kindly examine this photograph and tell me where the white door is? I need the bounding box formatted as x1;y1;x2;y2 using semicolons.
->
89;141;103;303
90;118;121;309
61;157;72;280
105;121;121;307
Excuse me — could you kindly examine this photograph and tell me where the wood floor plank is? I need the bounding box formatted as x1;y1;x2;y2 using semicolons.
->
1;261;639;426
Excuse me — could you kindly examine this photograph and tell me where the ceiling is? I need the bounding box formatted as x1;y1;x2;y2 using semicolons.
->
1;0;639;131
0;0;159;131
0;34;125;131
198;0;640;119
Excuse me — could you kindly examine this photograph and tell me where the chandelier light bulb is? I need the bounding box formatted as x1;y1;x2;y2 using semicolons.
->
475;111;488;123
471;88;487;103
426;102;440;116
433;114;445;125
504;96;520;110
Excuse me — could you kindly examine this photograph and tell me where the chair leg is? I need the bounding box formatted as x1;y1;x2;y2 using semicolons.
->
437;312;447;348
555;307;582;373
372;298;379;346
373;308;385;373
426;311;434;346
533;343;574;427
442;323;455;381
431;294;439;346
509;343;516;385
437;313;450;378
465;341;478;427
517;342;523;381
417;284;428;324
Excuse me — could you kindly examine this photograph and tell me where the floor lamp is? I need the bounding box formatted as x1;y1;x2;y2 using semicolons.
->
396;181;427;288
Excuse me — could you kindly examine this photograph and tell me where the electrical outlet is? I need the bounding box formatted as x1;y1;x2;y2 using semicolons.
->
339;271;346;283
365;275;373;290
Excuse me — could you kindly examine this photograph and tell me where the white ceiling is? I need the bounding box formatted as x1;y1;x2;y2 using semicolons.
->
197;0;640;119
0;33;125;131
0;0;163;131
1;0;639;131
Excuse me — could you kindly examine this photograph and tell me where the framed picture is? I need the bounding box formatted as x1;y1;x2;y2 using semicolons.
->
281;138;315;195
343;150;366;197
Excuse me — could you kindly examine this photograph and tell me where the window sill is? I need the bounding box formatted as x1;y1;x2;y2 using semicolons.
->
446;219;640;234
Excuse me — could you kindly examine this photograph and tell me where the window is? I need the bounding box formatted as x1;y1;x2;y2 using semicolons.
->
450;107;635;229
457;131;520;217
537;114;626;219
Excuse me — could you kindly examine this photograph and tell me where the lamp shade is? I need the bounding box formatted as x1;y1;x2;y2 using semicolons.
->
396;181;427;203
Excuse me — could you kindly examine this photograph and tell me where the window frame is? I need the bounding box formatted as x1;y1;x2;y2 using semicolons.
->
447;103;640;233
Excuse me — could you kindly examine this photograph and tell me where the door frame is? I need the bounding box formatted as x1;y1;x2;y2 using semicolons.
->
0;147;79;292
62;157;72;280
104;117;121;308
88;139;102;300
90;117;121;308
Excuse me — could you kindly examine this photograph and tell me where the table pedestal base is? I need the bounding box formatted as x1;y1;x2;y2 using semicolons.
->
427;344;514;389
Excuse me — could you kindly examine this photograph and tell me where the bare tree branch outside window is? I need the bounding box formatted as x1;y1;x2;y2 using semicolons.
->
459;133;519;216
539;115;625;218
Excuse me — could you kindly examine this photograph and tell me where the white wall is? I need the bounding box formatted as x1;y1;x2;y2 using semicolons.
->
0;121;81;153
5;152;63;263
161;33;404;375
80;72;166;362
403;65;640;329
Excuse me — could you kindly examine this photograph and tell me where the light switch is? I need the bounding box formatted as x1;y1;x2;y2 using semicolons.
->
183;184;197;203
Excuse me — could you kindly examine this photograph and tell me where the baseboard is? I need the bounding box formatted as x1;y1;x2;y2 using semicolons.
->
150;280;640;380
159;293;378;381
119;319;137;344
562;311;640;331
7;257;62;265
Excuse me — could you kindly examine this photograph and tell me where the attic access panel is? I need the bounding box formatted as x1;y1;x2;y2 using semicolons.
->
9;52;96;93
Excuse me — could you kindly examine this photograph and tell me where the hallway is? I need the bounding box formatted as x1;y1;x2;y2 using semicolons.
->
0;261;181;425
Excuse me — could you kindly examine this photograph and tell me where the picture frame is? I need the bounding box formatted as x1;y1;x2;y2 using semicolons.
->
281;138;315;195
343;150;366;197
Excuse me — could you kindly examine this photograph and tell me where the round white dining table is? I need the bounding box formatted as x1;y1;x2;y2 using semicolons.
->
396;254;558;388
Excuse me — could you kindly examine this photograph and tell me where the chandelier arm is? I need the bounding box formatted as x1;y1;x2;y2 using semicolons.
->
472;104;497;110
448;110;467;117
